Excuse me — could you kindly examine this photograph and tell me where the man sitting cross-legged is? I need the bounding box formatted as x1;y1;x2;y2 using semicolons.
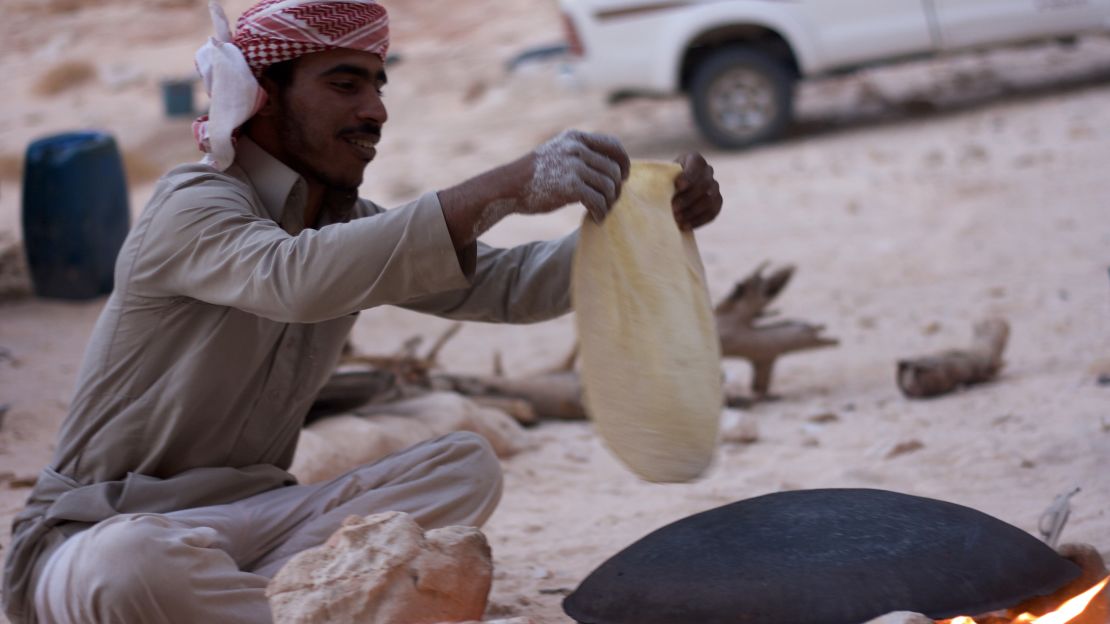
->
2;1;723;622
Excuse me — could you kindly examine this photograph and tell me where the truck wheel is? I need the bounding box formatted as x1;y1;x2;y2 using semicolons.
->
689;47;795;149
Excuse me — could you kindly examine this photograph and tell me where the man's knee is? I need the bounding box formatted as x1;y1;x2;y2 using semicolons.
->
440;431;502;488
45;515;212;611
37;514;270;624
432;431;503;522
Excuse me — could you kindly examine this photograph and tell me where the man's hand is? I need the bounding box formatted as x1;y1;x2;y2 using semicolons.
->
672;153;722;231
518;129;632;223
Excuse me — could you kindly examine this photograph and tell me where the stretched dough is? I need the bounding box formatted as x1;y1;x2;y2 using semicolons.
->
573;160;722;483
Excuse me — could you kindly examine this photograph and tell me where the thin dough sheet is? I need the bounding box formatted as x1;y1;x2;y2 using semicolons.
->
573;160;722;483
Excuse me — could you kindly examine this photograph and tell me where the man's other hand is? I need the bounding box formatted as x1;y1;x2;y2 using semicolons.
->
672;153;722;231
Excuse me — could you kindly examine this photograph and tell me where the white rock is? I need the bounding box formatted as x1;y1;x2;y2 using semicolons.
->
359;392;532;458
290;416;408;484
291;392;531;484
720;408;759;444
268;512;492;624
288;428;332;484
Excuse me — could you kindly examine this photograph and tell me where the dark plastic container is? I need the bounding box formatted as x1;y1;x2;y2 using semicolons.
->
22;131;130;300
161;78;196;117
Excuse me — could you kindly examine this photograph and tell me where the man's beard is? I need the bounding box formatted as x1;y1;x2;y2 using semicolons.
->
275;100;361;194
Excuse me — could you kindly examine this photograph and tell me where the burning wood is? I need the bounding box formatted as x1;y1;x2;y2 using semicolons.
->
871;544;1109;624
941;575;1108;623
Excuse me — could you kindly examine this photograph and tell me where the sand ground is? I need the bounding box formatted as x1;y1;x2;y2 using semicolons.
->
1;1;1109;622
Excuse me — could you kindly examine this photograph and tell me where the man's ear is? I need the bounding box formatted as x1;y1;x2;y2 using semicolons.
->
254;76;281;118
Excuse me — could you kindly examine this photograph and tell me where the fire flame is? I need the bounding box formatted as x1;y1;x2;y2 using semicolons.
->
940;576;1108;624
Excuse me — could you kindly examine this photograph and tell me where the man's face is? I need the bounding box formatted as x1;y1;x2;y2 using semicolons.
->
268;48;388;192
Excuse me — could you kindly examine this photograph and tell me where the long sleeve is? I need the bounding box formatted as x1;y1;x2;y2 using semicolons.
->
399;231;579;324
128;176;470;323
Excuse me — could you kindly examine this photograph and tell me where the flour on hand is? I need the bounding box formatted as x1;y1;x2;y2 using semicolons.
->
473;130;627;238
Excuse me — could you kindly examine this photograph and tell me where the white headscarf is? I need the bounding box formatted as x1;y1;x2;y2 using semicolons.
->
192;0;390;170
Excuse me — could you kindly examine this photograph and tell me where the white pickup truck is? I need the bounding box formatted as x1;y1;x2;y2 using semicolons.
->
558;0;1110;147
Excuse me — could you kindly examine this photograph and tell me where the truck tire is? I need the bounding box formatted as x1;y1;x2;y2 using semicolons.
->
689;47;795;149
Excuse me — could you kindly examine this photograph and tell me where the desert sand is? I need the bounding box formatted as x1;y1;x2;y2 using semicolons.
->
1;1;1109;622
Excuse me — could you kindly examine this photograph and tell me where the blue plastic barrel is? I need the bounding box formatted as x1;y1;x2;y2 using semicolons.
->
21;131;130;300
161;78;196;117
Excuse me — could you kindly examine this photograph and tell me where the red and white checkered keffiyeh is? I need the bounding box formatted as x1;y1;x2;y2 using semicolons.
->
193;0;390;170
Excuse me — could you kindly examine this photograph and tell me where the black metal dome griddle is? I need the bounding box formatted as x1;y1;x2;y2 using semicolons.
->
563;488;1080;624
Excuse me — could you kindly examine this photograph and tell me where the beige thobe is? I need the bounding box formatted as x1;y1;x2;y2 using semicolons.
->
2;138;577;624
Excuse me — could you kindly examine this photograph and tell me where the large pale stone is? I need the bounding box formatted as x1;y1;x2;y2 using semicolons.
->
288;428;332;484
267;512;492;624
357;392;531;458
291;392;530;484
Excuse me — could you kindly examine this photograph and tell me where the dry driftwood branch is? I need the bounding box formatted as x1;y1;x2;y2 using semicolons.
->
715;263;839;397
342;322;464;386
432;372;585;421
897;318;1009;399
313;327;584;425
431;342;586;421
310;263;838;421
309;324;465;420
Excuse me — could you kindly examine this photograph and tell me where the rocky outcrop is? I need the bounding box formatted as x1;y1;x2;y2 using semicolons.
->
267;511;492;624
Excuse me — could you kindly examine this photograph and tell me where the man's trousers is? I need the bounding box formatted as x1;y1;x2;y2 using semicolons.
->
32;432;502;624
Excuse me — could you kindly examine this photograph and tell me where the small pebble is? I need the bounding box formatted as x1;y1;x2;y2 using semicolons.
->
562;449;589;464
884;439;924;459
720;409;759;444
869;438;925;460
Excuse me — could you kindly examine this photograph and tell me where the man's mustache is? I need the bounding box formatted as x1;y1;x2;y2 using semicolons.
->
340;125;382;141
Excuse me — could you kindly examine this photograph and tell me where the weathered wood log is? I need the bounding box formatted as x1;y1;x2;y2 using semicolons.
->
312;327;584;425
342;323;463;386
431;345;587;422
897;318;1009;399
305;369;402;423
715;263;839;397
